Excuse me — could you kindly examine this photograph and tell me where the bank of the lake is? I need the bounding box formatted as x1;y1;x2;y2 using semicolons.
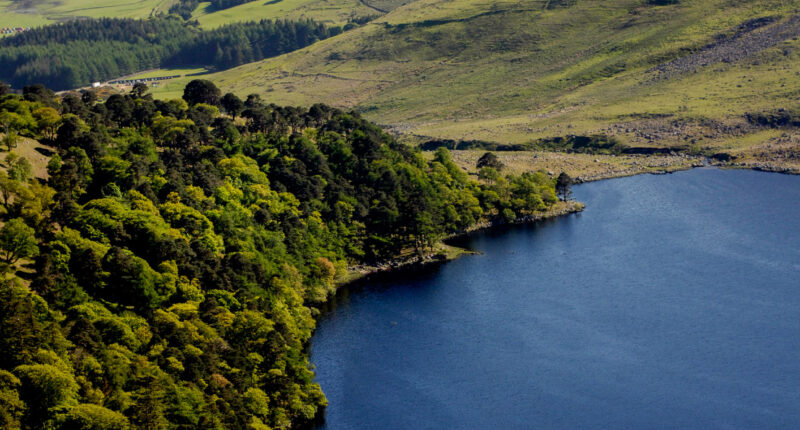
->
312;168;800;429
337;161;762;287
339;200;585;286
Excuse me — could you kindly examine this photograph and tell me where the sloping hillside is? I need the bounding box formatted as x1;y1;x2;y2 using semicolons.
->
191;0;412;28
0;0;391;30
183;0;800;171
0;135;52;180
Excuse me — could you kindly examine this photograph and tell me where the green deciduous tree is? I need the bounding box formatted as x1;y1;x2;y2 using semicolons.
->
2;131;19;151
101;247;175;310
0;218;39;265
221;93;244;119
131;82;149;99
477;151;504;171
0;370;25;429
33;107;61;140
556;172;573;200
14;363;78;427
183;80;222;107
0;111;24;135
7;153;32;182
60;403;130;430
478;166;501;183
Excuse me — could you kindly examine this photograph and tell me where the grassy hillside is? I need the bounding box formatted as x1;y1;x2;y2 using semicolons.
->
177;0;800;172
0;0;406;30
0;134;52;180
192;0;374;28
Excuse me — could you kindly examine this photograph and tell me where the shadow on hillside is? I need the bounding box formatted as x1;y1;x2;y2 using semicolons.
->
35;146;55;157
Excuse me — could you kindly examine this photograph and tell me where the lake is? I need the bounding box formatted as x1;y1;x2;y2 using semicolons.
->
311;168;800;429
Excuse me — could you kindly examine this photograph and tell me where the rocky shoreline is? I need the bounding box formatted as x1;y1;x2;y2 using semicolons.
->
571;160;704;184
728;162;800;175
572;157;800;184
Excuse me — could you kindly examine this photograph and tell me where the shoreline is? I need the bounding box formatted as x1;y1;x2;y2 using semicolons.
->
333;161;797;289
568;158;799;184
571;160;702;184
336;200;584;287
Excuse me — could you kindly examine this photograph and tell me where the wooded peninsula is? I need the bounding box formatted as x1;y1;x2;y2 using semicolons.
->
0;80;570;429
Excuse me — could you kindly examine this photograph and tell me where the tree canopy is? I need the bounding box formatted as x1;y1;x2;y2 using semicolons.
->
556;172;573;200
0;218;38;265
477;151;504;170
183;80;222;107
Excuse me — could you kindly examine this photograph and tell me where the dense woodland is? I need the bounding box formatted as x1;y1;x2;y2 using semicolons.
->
0;79;562;428
0;17;339;90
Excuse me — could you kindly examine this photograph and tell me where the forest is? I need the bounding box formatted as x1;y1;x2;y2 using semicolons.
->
0;79;563;428
0;17;339;90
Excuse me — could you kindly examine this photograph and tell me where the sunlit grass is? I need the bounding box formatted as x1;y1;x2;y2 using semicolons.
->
0;2;54;29
0;0;170;28
193;0;375;28
128;68;209;79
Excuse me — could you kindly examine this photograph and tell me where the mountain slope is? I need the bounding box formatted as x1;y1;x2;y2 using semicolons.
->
184;0;800;169
0;0;394;30
191;0;412;28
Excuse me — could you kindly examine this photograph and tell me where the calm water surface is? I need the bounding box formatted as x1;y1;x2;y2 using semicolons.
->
311;168;800;429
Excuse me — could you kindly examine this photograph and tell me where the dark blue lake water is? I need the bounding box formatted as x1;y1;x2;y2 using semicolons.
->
311;168;800;429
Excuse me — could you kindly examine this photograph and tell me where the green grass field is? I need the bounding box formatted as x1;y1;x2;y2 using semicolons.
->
192;0;376;28
127;67;209;79
0;0;172;28
137;77;195;100
0;2;53;29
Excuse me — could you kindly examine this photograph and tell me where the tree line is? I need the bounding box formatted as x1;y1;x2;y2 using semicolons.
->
0;17;340;90
0;79;564;428
422;134;627;155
